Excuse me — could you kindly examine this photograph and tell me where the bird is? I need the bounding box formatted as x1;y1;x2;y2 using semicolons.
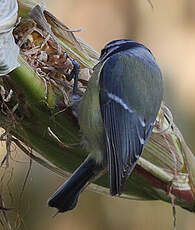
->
48;39;163;213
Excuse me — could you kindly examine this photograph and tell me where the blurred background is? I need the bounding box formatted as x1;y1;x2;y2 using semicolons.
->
1;0;195;229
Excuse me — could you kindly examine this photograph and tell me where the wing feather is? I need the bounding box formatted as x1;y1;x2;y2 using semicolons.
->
99;52;161;195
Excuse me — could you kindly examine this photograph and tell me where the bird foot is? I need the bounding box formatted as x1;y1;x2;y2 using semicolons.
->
70;94;81;118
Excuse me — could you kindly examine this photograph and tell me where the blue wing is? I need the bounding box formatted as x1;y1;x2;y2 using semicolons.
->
99;50;162;195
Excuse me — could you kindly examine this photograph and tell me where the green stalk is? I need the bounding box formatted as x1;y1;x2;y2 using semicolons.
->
9;56;52;106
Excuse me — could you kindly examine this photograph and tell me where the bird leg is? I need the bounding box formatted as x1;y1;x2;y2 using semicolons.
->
64;58;80;98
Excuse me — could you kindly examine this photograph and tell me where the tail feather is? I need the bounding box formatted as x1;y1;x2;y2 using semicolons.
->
48;157;102;213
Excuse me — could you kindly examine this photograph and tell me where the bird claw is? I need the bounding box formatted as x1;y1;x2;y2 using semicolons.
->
70;94;81;105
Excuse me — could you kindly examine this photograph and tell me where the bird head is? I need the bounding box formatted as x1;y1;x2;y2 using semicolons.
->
100;39;150;62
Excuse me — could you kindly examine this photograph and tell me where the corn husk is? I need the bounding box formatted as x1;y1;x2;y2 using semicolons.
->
0;0;195;213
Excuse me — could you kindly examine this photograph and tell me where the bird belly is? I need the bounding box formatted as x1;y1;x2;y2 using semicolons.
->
78;81;106;164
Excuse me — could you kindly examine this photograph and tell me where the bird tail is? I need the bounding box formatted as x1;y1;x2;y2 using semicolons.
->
48;157;102;213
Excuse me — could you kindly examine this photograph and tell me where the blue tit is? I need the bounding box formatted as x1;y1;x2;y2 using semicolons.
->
48;39;163;213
